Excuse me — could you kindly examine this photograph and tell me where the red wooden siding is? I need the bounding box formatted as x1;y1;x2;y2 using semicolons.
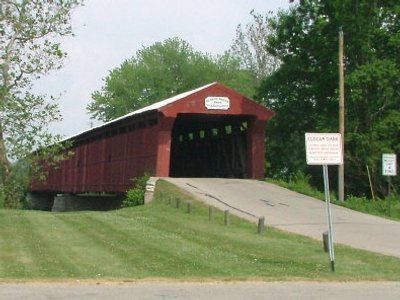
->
30;83;274;194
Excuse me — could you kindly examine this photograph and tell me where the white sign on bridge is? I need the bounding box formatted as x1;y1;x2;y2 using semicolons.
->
305;133;343;166
205;97;230;110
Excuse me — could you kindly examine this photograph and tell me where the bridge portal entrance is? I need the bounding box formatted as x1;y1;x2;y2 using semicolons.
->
169;114;250;178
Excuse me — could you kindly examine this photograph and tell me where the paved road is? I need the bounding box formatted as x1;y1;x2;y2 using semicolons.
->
1;282;400;300
165;178;400;258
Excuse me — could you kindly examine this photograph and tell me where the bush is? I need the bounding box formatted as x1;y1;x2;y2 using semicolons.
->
1;177;26;209
268;171;328;201
122;174;150;207
268;173;400;220
337;194;400;219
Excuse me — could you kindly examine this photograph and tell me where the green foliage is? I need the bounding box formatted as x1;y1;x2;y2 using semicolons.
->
0;0;82;207
88;37;257;122
336;195;400;220
122;174;150;207
269;175;400;221
257;0;400;197
230;10;280;82
123;189;145;207
0;160;28;209
267;171;328;201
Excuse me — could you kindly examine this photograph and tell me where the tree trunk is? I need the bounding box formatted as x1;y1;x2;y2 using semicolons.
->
0;121;11;185
0;121;19;208
0;70;15;206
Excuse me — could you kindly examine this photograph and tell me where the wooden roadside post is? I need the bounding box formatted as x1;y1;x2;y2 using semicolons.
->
187;201;192;214
209;206;214;221
257;217;265;234
338;28;345;202
366;165;376;201
176;198;180;209
224;210;230;226
322;231;329;252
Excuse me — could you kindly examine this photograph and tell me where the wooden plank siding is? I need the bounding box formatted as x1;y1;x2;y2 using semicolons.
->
30;83;274;194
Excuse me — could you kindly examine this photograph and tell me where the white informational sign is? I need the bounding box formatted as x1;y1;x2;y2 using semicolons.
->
305;133;343;165
205;97;230;110
305;132;341;272
382;154;397;176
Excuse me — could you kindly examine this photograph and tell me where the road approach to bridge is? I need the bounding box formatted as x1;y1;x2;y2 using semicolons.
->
166;178;400;258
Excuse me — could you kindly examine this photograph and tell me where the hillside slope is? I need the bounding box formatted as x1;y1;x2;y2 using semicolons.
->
0;180;399;281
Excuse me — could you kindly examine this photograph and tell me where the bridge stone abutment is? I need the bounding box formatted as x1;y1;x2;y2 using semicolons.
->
51;194;123;212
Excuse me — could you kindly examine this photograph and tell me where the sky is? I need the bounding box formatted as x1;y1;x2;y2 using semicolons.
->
33;0;291;138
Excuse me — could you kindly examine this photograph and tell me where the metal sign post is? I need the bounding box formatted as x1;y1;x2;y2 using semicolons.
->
382;154;397;217
305;133;343;272
323;165;335;271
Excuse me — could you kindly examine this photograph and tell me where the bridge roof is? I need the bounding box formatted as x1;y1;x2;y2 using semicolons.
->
62;82;274;142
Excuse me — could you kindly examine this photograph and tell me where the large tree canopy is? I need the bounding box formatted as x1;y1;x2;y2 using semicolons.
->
0;0;82;207
231;10;280;83
88;37;257;122
257;0;400;196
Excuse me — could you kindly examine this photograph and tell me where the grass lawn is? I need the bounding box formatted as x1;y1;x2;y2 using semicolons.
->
0;180;399;281
267;177;400;221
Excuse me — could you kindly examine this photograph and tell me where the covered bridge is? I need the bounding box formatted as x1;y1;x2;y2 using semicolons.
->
30;82;274;196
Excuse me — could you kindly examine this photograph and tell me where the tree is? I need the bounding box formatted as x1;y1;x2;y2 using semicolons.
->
88;37;257;122
230;10;280;83
0;0;82;207
257;0;400;196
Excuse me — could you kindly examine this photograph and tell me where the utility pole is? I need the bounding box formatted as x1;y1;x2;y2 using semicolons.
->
338;28;345;202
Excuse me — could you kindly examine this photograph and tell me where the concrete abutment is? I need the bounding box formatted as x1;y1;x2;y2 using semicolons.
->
51;194;123;212
27;192;123;212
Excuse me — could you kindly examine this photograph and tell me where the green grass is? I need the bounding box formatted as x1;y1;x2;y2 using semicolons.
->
267;175;400;221
0;179;399;281
267;177;326;201
337;195;400;220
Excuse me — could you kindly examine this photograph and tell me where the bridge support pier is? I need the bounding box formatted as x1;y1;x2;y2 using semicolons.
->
51;194;123;212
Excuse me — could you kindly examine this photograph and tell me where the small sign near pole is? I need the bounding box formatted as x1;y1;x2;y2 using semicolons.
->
382;154;397;177
382;154;397;216
305;133;343;272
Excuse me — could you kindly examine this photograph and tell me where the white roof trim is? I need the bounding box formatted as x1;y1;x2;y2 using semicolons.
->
62;82;217;142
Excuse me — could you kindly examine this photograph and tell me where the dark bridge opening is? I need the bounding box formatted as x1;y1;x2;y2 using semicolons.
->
169;114;250;178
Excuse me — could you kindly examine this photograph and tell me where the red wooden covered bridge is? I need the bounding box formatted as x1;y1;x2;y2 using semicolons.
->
30;82;274;195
